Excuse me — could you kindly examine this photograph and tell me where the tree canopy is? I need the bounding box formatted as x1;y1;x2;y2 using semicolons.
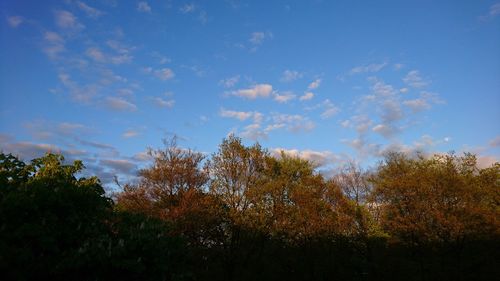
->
1;138;499;281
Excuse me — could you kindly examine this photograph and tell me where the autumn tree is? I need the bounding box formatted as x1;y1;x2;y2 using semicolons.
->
115;137;226;252
251;153;353;239
116;137;209;216
371;152;499;244
206;135;267;221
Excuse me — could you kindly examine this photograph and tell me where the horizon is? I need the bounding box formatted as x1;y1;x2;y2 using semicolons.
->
1;0;499;188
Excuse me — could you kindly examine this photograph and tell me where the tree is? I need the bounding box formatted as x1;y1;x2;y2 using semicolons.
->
333;160;371;206
207;135;267;218
116;137;210;217
115;138;226;250
0;153;112;280
371;152;499;245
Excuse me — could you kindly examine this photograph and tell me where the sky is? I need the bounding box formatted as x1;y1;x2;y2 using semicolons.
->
1;0;499;189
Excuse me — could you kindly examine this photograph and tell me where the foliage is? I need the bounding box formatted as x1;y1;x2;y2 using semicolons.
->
1;141;499;281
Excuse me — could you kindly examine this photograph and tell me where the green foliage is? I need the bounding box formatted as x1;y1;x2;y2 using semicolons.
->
0;153;188;281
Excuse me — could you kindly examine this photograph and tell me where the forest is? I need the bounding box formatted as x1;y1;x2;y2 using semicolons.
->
0;135;499;281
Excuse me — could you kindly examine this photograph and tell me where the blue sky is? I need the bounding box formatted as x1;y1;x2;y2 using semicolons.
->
1;0;499;187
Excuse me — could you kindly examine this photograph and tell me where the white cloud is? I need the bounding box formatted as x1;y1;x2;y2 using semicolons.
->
340;120;350;128
44;31;64;43
76;1;104;18
272;113;315;132
180;3;196;13
253;112;264;123
152;97;175;108
55;10;84;30
100;159;137;174
247;31;272;51
403;91;443;113
264;123;285;132
231;84;273;99
280;70;303;82
372;124;398;138
154;68;175;80
308;78;321;90
403;98;430;112
480;3;500;20
274;91;296;103
7;16;23;27
86;47;106;62
350;62;387;74
151;52;171;64
219;75;240;88
307;99;339;119
321;108;340;119
58;122;85;134
240;123;268;140
198;10;208;24
85;43;133;65
320;99;340;119
489;136;500;147
132;151;152;162
249;32;266;45
270;148;341;167
371;77;397;96
403;70;429;88
43;31;65;59
110;54;133;64
299;92;314;101
220;109;254;121
489;3;500;17
393;63;404;70
122;130;139;138
105;97;137;111
137;1;152;13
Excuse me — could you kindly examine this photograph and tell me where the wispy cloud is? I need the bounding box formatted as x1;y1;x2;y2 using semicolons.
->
100;159;137;175
219;75;240;88
86;47;105;62
270;148;342;168
155;68;175;80
280;70;303;82
230;84;273;99
480;3;500;20
85;44;133;65
180;3;196;13
76;1;104;18
247;31;273;51
54;10;85;31
403;91;443;113
137;1;152;13
307;78;321;90
43;31;65;59
490;136;500;147
152;97;175;108
179;3;208;24
122;129;140;138
105;97;137;111
403;70;429;88
272;113;315;133
273;91;296;103
320;99;340;119
299;92;314;101
220;108;256;121
305;99;340;119
350;62;387;75
6;16;24;28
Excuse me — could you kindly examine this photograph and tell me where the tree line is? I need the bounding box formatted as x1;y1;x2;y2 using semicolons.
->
1;135;499;280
